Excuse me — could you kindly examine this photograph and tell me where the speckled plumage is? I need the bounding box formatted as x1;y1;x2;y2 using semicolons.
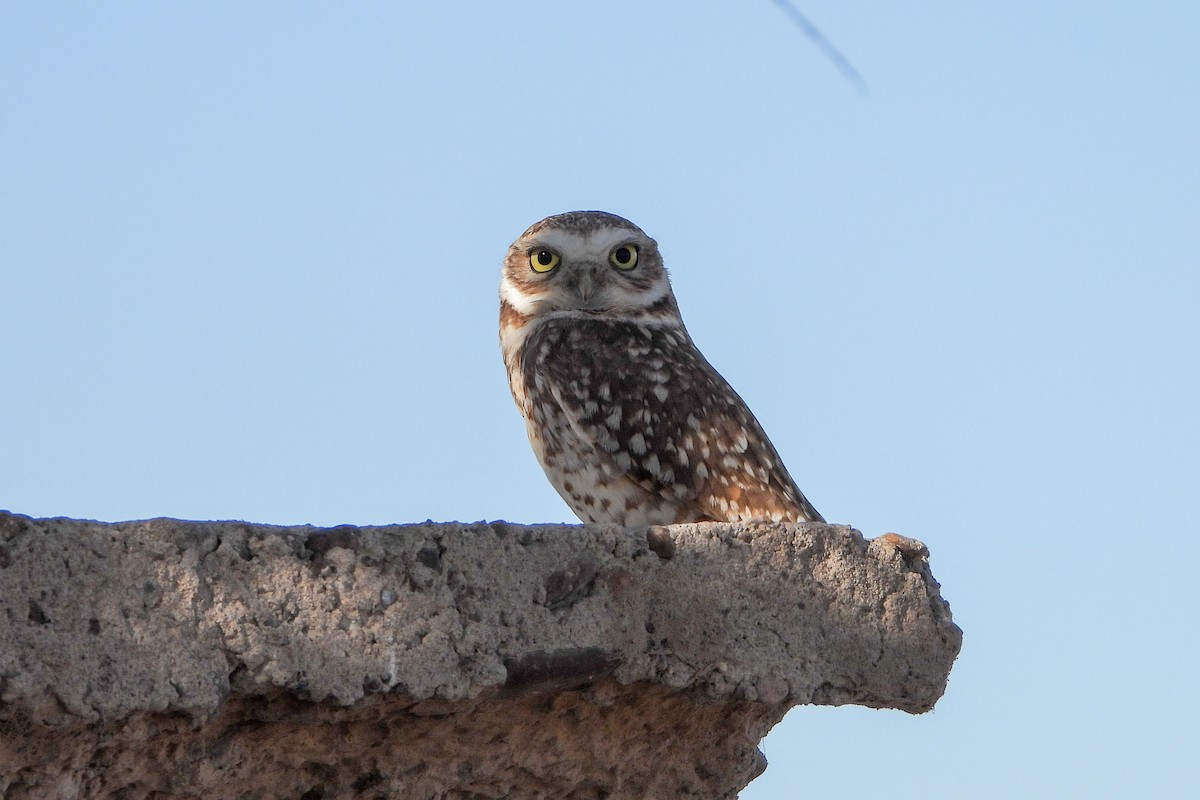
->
500;211;823;526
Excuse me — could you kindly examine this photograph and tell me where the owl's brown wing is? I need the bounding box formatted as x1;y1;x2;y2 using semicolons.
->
528;318;823;524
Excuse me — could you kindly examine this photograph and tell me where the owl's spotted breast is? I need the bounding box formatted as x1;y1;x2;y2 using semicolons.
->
518;317;823;525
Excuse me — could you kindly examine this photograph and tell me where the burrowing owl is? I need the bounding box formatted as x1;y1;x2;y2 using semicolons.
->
500;211;823;527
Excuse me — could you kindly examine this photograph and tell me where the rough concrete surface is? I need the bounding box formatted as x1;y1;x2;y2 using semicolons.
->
0;511;960;799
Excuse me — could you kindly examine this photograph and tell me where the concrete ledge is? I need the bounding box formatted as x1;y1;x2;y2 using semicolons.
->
0;511;961;799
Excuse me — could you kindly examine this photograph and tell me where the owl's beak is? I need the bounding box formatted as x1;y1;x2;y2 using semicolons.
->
574;271;595;303
569;264;605;307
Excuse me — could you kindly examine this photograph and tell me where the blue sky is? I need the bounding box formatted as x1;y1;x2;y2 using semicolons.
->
2;3;1197;797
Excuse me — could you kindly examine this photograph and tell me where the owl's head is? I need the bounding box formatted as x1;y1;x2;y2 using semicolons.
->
500;211;682;325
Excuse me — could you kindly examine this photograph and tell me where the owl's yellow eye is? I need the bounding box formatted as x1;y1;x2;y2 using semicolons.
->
610;244;638;270
529;249;560;273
